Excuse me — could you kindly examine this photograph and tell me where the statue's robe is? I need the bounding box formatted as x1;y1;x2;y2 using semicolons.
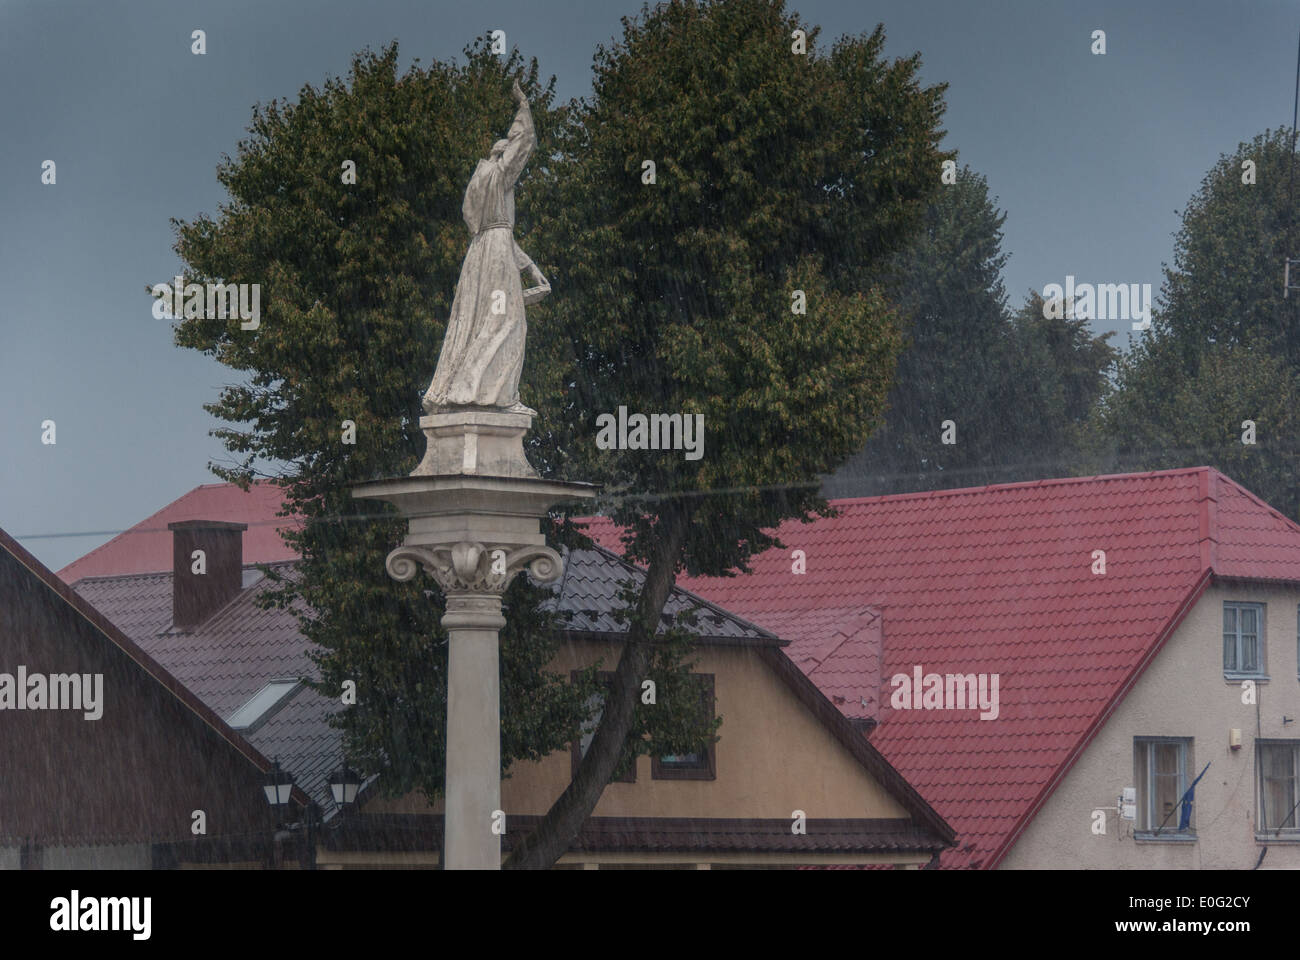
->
424;101;535;412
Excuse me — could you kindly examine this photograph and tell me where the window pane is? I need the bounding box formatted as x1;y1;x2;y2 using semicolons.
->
661;753;702;765
1153;742;1183;830
659;676;711;768
1223;632;1237;670
1224;606;1237;634
1242;633;1259;673
579;693;603;758
1136;741;1151;829
1260;744;1297;831
1241;607;1257;634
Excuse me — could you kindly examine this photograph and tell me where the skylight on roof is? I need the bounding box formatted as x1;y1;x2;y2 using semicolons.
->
226;679;301;732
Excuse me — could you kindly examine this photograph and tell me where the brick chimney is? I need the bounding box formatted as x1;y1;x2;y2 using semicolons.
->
168;520;247;630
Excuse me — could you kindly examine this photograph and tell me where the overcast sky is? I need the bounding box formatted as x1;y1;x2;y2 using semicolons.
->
2;0;1297;572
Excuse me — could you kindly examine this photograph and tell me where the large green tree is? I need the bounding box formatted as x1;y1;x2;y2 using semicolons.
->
826;167;1115;497
170;0;949;869
508;0;949;866
1089;128;1300;518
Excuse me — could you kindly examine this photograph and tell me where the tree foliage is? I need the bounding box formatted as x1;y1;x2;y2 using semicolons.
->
1089;128;1300;518
827;167;1115;496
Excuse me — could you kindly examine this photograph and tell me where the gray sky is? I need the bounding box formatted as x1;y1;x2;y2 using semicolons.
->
2;0;1296;571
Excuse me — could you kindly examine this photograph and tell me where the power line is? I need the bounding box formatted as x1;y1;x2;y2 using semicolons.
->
12;443;1299;543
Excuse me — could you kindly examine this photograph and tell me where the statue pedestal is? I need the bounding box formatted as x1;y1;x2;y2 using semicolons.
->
352;472;598;869
415;409;538;478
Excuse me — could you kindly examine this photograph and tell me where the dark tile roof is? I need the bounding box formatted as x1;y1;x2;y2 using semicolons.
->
69;547;779;813
0;526;308;828
324;814;947;856
544;545;781;644
72;562;339;811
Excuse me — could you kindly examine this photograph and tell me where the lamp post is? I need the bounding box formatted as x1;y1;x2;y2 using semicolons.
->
262;759;294;869
261;759;319;870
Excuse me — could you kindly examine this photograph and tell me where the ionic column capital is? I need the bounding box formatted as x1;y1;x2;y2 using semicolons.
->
383;540;565;595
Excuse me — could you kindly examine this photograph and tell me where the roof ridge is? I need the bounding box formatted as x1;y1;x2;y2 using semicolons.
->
823;466;1210;510
806;606;882;677
1208;465;1300;537
583;542;783;642
68;558;300;587
55;483;204;578
1198;466;1218;572
68;570;174;585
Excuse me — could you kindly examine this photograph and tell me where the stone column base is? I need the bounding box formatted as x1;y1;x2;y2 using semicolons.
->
414;409;538;478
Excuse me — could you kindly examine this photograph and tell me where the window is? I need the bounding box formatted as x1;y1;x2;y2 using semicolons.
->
651;674;716;781
570;671;635;783
1134;738;1195;837
1223;602;1265;678
226;679;302;733
1257;741;1300;836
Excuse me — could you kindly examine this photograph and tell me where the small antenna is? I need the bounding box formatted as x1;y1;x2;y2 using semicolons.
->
1285;26;1300;298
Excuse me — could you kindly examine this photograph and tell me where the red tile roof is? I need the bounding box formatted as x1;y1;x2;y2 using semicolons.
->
579;467;1300;868
61;467;1300;868
57;481;299;583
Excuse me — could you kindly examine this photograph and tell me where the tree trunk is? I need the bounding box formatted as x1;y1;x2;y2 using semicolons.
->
503;502;692;868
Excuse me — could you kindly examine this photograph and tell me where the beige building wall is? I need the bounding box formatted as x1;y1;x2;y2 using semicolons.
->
369;640;910;822
1000;582;1300;869
0;843;152;870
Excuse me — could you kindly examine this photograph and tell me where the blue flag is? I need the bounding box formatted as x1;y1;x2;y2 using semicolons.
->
1179;761;1211;832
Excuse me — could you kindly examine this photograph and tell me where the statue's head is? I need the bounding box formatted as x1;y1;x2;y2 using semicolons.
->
489;138;510;160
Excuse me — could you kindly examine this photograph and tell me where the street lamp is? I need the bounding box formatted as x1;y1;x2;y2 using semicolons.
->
260;760;320;870
329;763;362;814
262;759;295;811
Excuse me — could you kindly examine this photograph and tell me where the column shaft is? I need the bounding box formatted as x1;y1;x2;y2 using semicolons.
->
442;594;506;870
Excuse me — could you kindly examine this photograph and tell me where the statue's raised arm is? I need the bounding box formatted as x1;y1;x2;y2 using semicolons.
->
499;81;534;188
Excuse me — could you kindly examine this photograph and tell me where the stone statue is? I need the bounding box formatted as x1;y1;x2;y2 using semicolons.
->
423;79;550;416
